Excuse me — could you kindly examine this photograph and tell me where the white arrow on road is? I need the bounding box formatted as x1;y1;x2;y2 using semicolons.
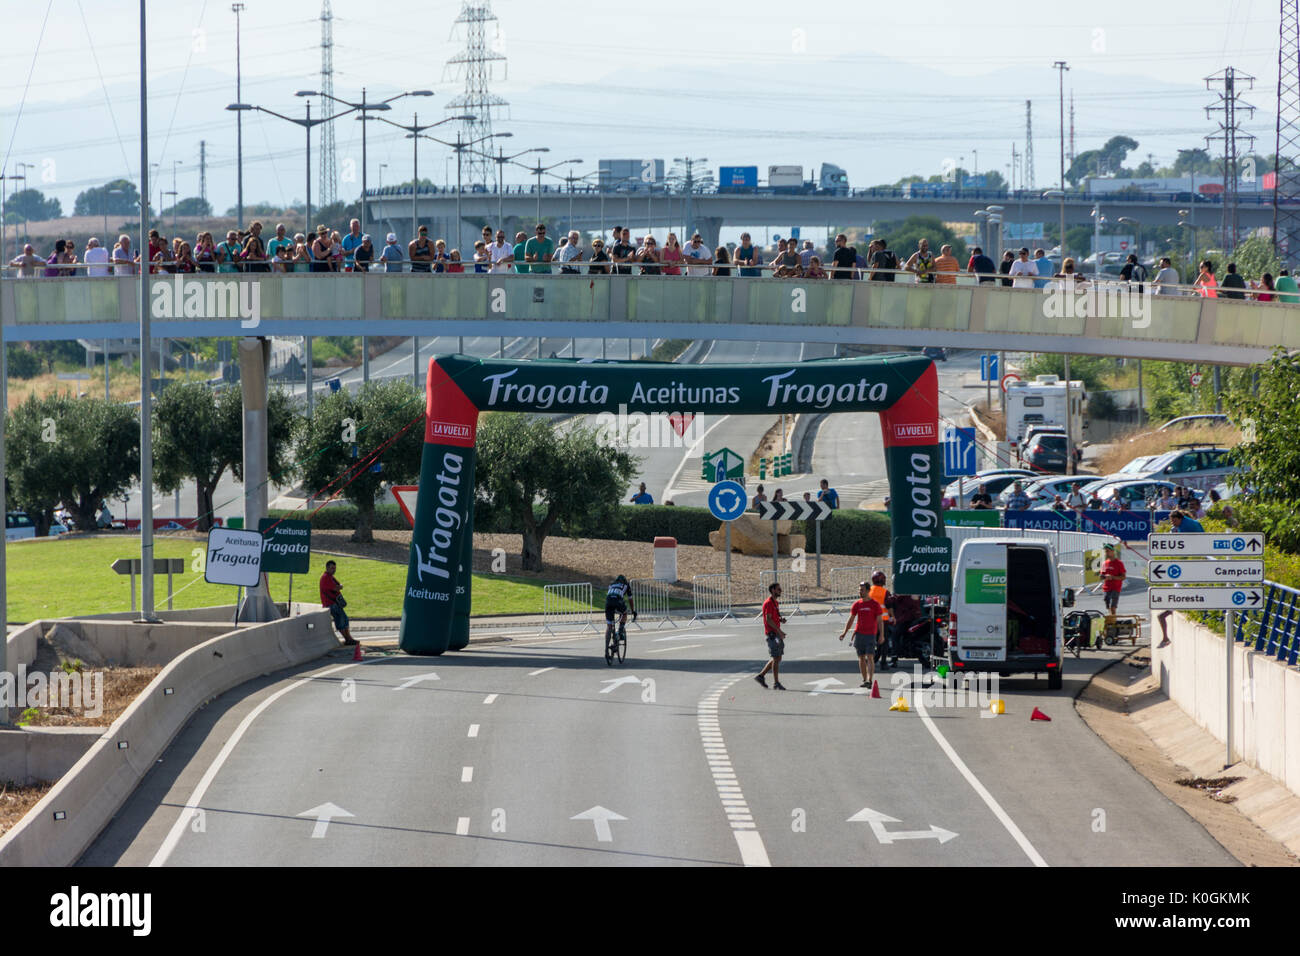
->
298;802;354;839
848;807;958;845
571;806;627;842
805;678;868;696
599;675;643;694
393;672;441;691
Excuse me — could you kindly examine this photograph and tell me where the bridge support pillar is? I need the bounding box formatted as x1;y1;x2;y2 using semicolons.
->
694;217;724;252
238;337;280;623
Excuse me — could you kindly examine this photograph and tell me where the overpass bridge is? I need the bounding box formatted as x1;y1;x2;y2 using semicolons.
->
367;186;1287;253
2;273;1290;366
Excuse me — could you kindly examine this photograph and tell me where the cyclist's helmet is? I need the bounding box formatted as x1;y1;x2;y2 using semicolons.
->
871;570;887;586
616;574;628;585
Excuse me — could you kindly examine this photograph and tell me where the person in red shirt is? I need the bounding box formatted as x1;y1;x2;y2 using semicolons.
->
1100;543;1126;617
839;582;885;688
754;582;788;690
320;559;356;646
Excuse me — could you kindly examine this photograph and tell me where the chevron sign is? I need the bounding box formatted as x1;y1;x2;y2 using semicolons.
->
757;500;833;521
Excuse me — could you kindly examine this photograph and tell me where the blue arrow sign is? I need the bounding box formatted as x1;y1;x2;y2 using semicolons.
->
981;354;999;382
943;427;976;478
708;480;748;522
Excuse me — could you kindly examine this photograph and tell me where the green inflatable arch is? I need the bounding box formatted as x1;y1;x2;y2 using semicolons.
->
399;353;942;655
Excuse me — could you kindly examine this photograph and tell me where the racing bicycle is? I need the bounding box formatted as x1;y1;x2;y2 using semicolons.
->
604;610;630;665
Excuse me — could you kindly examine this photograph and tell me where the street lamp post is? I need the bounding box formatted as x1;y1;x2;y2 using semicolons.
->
1118;216;1141;262
0;171;26;262
1053;60;1069;260
232;3;245;229
418;131;512;253
374;111;475;239
479;146;548;233
515;157;581;227
1043;189;1066;266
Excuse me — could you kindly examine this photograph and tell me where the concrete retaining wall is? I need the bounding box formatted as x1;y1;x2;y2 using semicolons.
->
0;610;335;866
0;726;102;784
1153;612;1300;797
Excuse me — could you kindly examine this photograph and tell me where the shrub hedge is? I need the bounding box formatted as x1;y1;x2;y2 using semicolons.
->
800;510;892;556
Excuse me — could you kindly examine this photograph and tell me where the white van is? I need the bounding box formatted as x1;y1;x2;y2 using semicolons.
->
946;537;1074;690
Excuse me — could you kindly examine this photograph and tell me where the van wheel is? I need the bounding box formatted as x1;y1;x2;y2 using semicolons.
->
1048;671;1063;691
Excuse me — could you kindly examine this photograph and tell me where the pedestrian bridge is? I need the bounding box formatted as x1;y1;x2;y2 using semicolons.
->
2;274;1292;365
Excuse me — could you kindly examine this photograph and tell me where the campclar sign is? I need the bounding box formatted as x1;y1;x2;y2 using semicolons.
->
400;353;943;655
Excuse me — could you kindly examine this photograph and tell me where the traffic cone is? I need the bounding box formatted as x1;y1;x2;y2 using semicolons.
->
352;641;364;662
870;680;881;699
889;696;910;712
989;698;1005;716
1031;706;1051;721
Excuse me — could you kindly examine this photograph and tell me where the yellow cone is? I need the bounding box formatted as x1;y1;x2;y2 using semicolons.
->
989;698;1005;716
890;696;910;712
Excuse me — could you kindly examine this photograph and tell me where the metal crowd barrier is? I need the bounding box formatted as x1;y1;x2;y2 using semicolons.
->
1235;581;1300;666
826;565;877;616
690;573;734;624
757;569;803;616
631;577;678;630
539;582;597;635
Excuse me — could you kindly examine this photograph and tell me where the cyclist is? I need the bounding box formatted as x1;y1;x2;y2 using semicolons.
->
605;575;637;635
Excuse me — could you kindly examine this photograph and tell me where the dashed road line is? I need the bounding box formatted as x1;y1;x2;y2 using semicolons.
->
483;694;498;704
467;724;480;738
461;766;474;783
697;672;770;867
456;817;470;836
527;667;556;676
646;644;703;653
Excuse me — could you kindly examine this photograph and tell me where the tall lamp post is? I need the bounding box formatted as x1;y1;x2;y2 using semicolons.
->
374;111;474;237
515;157;582;226
0;170;26;262
480;145;548;232
1118;216;1141;262
1042;189;1066;265
232;3;245;229
418;130;512;252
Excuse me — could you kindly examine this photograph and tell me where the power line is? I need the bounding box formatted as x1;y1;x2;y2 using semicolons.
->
1205;66;1257;254
319;0;337;207
1275;0;1300;259
443;2;508;188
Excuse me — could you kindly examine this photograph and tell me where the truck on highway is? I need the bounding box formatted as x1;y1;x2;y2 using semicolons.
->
946;537;1074;690
718;164;850;195
1005;374;1087;450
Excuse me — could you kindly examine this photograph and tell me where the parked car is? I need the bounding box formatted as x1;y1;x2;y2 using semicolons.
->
1136;445;1240;493
922;346;948;361
1018;424;1084;467
5;511;68;541
1115;454;1161;475
1085;479;1182;509
997;474;1092;509
942;469;1038;508
1019;432;1072;473
1127;414;1231;442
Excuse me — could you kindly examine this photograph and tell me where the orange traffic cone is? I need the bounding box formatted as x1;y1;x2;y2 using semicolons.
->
1030;706;1051;721
870;680;881;699
352;641;364;662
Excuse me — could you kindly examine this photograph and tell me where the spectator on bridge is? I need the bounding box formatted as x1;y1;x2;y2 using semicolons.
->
111;235;136;275
684;233;714;275
432;237;450;273
1119;253;1147;289
998;249;1014;287
933;244;960;284
215;230;242;273
735;232;763;277
472;240;490;272
410;225;434;273
905;237;935;283
241;221;268;273
831;234;857;279
266;223;293;265
817;478;839;509
1275;268;1300;303
380;233;405;273
1053;257;1085;291
310;226;332;273
1152;256;1180;295
559;230;584;273
869;239;899;281
799;239;817;272
525;224;555;274
1004;482;1030;511
1050;494;1071;515
447;249;465;273
1033;248;1055;288
480;225;494;252
805;256;827;278
84;237;110;277
968;246;997;283
712;245;732;277
612;227;637;275
490;229;514;272
661;233;684;275
637;235;662;275
630;482;653;505
195;231;217;273
772;238;801;277
1009;247;1038;289
1219;262;1247;300
352;235;375;272
9;243;45;277
176;241;197;274
1194;259;1218;298
341;219;363;271
588;238;610;275
1254;273;1276;302
512;231;530;274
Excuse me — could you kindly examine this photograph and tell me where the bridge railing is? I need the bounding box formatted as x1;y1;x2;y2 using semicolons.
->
1235;581;1300;666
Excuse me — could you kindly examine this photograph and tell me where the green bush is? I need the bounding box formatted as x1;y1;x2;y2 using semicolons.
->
801;510;891;557
6;347;42;380
618;505;719;545
266;504;409;532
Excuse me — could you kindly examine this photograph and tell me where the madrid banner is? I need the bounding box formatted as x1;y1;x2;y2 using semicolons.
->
399;353;943;655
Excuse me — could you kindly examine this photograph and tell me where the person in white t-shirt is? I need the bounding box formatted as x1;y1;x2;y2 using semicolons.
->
1152;256;1181;295
111;235;136;276
84;238;111;277
1008;247;1038;289
489;229;514;273
558;231;584;273
683;233;714;276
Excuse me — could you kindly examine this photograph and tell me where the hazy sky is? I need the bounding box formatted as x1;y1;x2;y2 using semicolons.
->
0;0;1283;215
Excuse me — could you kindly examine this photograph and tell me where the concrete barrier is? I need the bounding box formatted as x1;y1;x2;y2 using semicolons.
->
1153;612;1298;798
0;726;102;785
0;609;335;867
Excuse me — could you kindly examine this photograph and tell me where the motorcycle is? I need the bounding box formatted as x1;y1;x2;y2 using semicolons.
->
880;598;948;669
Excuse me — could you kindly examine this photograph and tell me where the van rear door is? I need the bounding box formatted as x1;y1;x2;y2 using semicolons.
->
955;542;1007;662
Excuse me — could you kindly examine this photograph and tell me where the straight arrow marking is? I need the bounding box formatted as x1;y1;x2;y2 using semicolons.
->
571;805;627;842
599;675;643;694
298;802;354;839
393;672;440;691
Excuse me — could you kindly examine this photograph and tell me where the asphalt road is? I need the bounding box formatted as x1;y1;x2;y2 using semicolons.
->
82;588;1231;867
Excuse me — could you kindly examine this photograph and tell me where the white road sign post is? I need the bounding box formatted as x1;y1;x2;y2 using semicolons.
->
205;528;265;623
1146;531;1266;769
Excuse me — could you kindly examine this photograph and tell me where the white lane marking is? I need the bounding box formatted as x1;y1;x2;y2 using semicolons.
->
912;686;1048;867
149;662;355;867
527;667;556;676
483;694;498;704
461;766;474;783
468;724;480;738
393;671;440;691
697;671;771;867
456;817;470;836
647;644;703;653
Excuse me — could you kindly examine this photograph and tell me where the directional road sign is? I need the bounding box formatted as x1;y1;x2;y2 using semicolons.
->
708;480;748;521
1148;532;1264;557
757;499;832;521
1147;560;1263;585
981;353;999;382
943;427;976;478
702;447;744;482
1147;587;1265;610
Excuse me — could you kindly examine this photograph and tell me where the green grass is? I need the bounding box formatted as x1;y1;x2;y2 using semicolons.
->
4;536;601;620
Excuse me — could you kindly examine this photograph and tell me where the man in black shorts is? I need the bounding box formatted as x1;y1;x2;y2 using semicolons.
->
831;233;858;279
605;575;637;628
755;582;788;690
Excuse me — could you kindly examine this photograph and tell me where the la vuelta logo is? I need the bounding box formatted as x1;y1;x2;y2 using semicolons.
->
891;422;936;441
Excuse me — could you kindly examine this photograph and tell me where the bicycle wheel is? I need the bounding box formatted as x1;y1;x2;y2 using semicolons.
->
617;623;627;663
604;626;615;665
